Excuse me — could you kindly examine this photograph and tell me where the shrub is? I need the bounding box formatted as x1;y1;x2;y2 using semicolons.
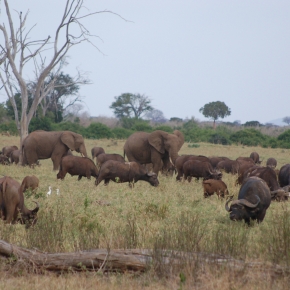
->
0;121;18;135
208;126;232;145
132;122;152;132
153;125;173;133
111;127;134;139
277;129;290;143
29;117;53;132
230;128;269;146
84;122;113;139
52;121;85;135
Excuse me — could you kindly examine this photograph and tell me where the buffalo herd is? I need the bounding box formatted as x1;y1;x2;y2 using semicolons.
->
1;130;290;227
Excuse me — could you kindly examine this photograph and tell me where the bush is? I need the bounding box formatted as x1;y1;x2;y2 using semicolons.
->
52;121;85;135
29;117;53;132
277;129;290;143
154;125;174;133
111;127;134;139
208;126;232;145
84;122;113;139
0;121;18;135
132;122;152;132
230;128;269;146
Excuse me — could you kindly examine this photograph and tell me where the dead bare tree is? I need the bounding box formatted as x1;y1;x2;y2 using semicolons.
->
0;0;120;162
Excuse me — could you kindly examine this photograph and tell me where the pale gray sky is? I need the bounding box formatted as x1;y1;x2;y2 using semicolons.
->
1;1;289;124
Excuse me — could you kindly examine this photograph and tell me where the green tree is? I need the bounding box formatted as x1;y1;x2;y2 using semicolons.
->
199;101;231;128
110;93;153;119
0;103;9;122
282;116;290;125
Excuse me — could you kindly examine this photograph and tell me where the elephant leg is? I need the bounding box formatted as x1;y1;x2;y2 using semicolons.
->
150;151;163;175
51;153;62;171
104;178;110;185
25;150;38;167
78;175;82;181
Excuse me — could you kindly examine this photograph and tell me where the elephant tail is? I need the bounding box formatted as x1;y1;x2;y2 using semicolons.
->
123;150;126;161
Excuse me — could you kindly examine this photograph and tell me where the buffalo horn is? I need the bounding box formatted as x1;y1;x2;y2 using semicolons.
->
31;201;40;213
270;189;286;197
232;195;261;208
147;172;156;176
225;195;234;212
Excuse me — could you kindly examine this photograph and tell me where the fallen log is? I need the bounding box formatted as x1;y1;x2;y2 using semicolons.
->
0;239;290;276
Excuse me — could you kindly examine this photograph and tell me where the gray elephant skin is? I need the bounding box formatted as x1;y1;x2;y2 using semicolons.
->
123;130;184;175
22;131;88;170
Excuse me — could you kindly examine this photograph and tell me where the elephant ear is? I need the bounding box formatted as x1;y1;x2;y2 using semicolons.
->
61;132;76;151
148;131;165;154
173;130;185;151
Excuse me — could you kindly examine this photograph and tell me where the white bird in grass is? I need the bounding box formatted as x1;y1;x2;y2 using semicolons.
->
47;186;52;196
56;188;60;195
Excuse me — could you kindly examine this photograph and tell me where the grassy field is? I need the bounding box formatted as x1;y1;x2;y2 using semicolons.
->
0;135;290;289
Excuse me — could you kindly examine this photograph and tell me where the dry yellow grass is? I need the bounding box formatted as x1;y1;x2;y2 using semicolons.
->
1;135;290;289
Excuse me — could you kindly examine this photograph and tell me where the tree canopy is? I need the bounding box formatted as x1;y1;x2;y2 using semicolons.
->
199;101;231;128
110;93;153;119
282;116;290;125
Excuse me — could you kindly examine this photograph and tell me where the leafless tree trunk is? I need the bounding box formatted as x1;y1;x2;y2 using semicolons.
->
0;0;121;163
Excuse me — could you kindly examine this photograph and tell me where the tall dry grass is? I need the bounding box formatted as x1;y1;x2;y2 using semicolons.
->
0;136;290;288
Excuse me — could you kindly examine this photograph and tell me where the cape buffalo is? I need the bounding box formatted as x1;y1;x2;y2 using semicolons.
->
217;159;240;174
266;158;277;169
250;152;262;164
57;155;99;181
235;162;257;185
278;164;290;187
175;155;210;181
225;177;271;224
0;176;39;227
236;157;255;165
245;166;289;201
96;153;125;168
208;156;230;169
183;160;222;182
202;179;229;198
95;160;159;187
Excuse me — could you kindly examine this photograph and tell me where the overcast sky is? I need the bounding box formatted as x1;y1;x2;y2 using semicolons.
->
1;1;289;124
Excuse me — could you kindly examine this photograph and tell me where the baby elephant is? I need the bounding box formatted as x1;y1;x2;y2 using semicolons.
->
91;146;105;161
57;155;99;180
0;155;10;165
202;179;229;198
96;153;125;168
20;175;39;193
95;160;159;187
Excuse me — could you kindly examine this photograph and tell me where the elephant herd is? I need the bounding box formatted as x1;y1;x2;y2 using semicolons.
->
1;129;290;227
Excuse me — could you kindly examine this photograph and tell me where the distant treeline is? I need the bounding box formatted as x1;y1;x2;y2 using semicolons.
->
1;117;290;149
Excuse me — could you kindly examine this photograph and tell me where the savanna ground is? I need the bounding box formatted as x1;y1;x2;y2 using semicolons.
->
1;136;290;289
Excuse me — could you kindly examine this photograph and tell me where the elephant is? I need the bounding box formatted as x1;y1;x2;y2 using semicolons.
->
22;131;88;170
91;146;105;161
123;130;184;175
2;145;18;157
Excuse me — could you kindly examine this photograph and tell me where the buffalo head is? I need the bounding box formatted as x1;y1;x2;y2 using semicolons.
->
225;195;260;221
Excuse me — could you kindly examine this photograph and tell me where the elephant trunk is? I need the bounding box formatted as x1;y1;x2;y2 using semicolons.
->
169;149;179;165
79;144;88;157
